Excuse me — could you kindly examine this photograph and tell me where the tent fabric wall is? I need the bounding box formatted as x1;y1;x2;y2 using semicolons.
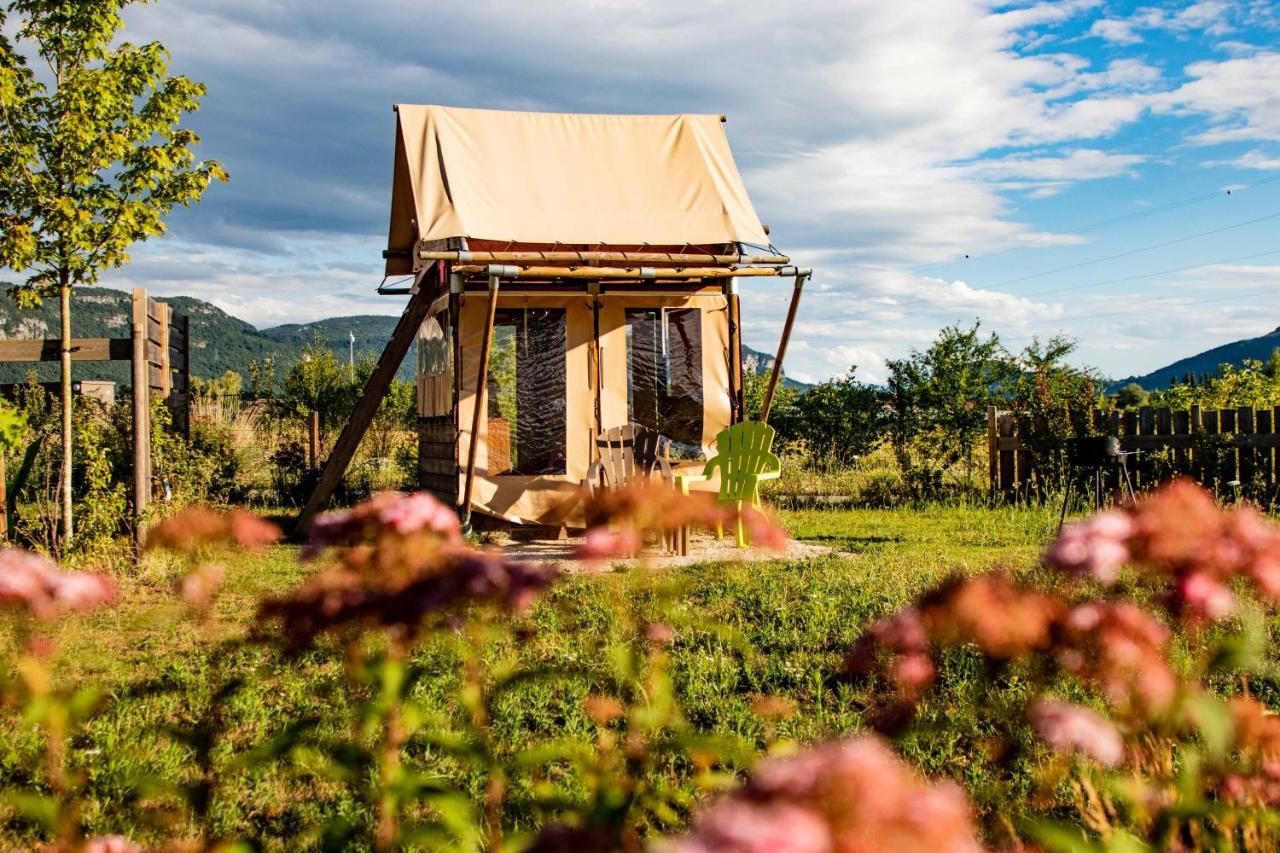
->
454;288;730;526
598;291;730;471
456;291;596;526
385;106;770;272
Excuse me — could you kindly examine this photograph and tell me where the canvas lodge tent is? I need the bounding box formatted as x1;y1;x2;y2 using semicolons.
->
296;105;810;533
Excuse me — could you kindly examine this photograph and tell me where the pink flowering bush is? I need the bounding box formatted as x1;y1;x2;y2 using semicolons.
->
845;479;1280;848
9;477;1280;852
665;735;981;853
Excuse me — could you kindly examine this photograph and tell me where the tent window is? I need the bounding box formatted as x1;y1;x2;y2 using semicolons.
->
416;309;453;417
625;308;703;456
487;308;567;475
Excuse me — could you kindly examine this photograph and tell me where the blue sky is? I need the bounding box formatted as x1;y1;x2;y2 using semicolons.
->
95;0;1280;384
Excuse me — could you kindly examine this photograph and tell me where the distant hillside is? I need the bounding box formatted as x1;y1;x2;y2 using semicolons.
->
742;345;810;391
1111;326;1280;391
0;290;810;392
0;290;412;387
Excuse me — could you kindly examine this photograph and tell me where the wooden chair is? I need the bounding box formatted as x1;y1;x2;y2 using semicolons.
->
585;424;676;552
702;421;781;547
585;424;674;491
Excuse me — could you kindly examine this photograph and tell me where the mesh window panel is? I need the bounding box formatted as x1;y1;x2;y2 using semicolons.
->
625;307;703;456
487;309;567;475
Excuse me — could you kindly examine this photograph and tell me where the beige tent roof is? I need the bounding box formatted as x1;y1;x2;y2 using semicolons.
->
385;105;770;274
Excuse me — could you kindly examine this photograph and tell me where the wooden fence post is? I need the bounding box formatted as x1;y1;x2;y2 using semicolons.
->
0;452;7;541
308;411;321;471
987;406;998;496
131;288;150;546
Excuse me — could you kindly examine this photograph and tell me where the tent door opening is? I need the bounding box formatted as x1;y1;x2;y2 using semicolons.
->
486;307;567;476
624;307;704;459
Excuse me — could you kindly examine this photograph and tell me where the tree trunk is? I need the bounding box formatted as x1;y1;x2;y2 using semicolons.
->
59;280;73;545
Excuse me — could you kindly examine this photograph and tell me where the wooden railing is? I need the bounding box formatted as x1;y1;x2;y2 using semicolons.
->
988;404;1280;497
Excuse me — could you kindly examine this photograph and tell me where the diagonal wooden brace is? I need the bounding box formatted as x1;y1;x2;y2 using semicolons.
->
294;263;444;537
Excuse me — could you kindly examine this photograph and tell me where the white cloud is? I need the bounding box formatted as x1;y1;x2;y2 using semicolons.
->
1155;52;1280;143
87;0;1280;383
1089;19;1141;44
1230;149;1280;169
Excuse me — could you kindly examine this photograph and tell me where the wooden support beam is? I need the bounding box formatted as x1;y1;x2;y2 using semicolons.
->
295;266;443;536
727;277;744;424
417;250;791;265
760;271;808;423
451;264;790;280
460;274;502;525
0;338;132;362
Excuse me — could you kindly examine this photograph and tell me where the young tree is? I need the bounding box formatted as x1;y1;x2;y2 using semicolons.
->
886;323;1012;497
0;1;226;543
773;368;886;466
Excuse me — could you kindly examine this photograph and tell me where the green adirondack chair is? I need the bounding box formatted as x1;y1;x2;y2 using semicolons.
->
702;421;781;547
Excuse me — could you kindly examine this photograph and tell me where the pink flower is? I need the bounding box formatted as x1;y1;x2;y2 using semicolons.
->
668;800;832;853
259;548;557;651
0;549;115;620
669;736;981;853
740;504;788;551
84;836;142;853
1045;510;1134;584
178;563;227;610
574;526;642;562
376;491;462;537
892;653;936;693
302;492;462;561
1030;697;1125;768
146;506;281;555
1174;571;1236;622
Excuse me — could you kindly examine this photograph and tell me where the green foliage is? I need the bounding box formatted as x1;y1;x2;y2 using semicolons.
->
770;368;885;466
279;339;357;432
0;401;27;453
0;503;1056;848
191;370;243;398
1112;382;1148;410
70;402;126;549
0;0;226;300
1151;359;1280;411
886;323;1013;498
8;382;124;556
1006;336;1102;493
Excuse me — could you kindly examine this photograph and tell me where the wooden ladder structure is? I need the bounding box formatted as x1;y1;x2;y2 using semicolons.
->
294;264;444;537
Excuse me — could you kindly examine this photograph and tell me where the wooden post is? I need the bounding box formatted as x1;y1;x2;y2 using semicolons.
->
987;406;998;496
589;282;603;439
0;451;7;541
131;288;150;545
295;265;443;536
460;274;502;525
158;301;172;399
308;411;321;470
760;270;807;423
727;277;744;424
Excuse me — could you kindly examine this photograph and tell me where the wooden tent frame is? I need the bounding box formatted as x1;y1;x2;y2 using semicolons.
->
294;259;808;534
0;288;189;544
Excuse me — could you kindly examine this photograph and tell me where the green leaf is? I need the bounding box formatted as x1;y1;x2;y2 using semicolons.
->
1021;818;1107;853
1185;694;1234;764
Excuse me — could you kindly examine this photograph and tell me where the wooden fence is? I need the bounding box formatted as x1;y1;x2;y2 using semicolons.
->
988;404;1280;499
0;288;190;542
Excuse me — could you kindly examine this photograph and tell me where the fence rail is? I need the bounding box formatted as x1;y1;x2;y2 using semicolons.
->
987;404;1280;498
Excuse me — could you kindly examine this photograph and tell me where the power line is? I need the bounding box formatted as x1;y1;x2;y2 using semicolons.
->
1019;283;1280;329
910;171;1280;274
1014;247;1280;299
985;209;1280;288
836;246;1280;324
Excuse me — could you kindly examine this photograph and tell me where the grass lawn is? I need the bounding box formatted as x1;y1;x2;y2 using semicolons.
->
1;503;1072;846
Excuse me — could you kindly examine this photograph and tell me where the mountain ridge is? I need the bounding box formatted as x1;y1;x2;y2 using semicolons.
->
0;290;806;391
1110;326;1280;391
